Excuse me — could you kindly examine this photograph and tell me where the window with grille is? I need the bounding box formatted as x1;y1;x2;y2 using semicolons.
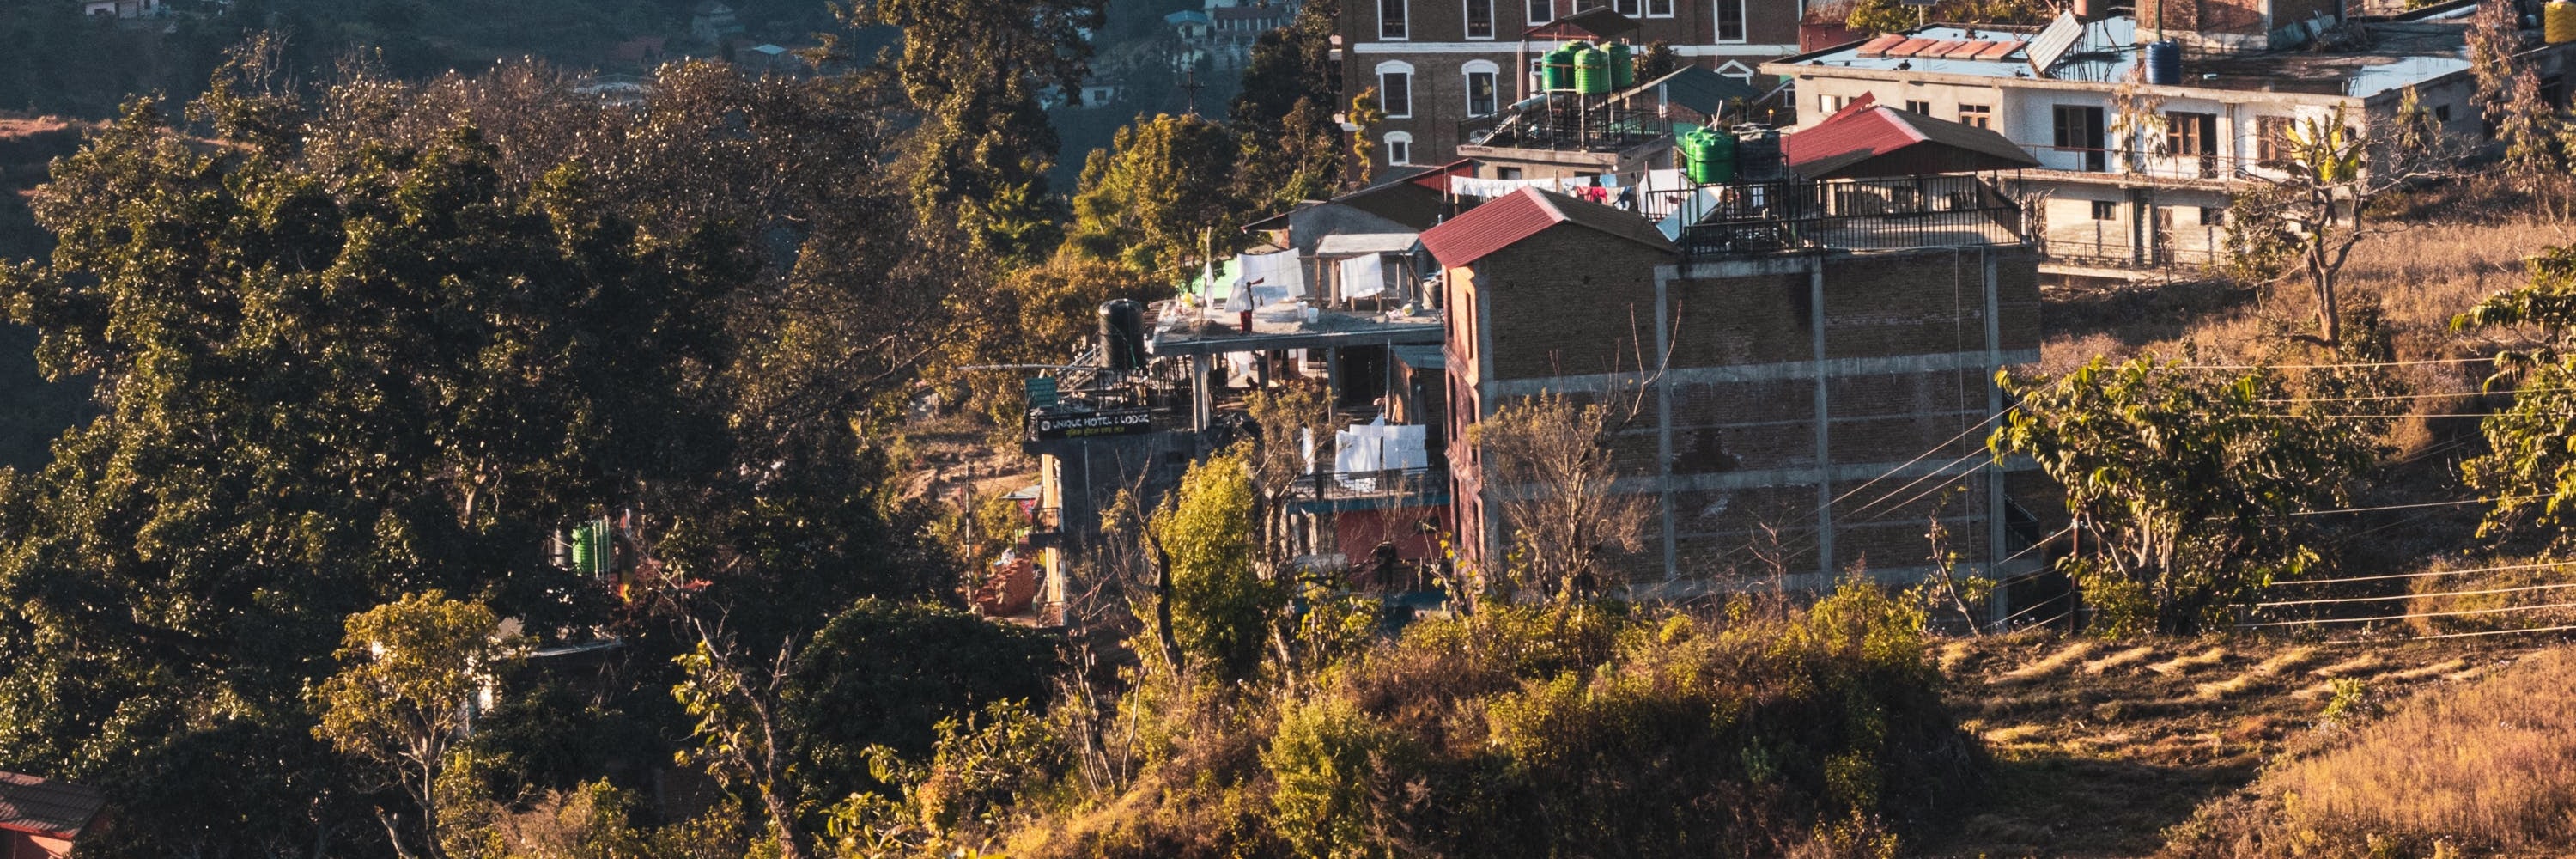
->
1465;0;1495;38
1380;0;1407;39
2256;115;2296;164
1957;103;1991;128
1716;0;1746;40
1381;70;1413;117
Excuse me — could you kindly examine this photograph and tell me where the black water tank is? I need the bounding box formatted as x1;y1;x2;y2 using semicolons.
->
1098;299;1148;372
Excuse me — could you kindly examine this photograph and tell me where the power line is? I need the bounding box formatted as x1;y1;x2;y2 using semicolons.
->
2256;390;2506;404
2329;623;2576;644
2292;495;2550;516
1823;405;2014;512
2268;559;2576;588
2235;599;2576;628
2256;578;2576;608
2175;356;2493;370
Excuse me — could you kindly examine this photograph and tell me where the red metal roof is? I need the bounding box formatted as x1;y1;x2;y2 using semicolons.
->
1784;103;2039;180
1406;158;1479;192
0;771;105;842
1419;187;1674;269
1854;34;1906;56
1884;37;1939;57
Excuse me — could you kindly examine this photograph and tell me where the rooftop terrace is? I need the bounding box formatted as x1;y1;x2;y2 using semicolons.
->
1780;9;2477;99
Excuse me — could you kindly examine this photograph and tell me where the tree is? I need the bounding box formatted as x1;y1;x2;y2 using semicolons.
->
314;591;521;859
1145;451;1286;680
2227;97;2459;347
2452;244;2576;539
672;631;811;859
933;253;1157;429
1068;113;1246;275
1230;0;1346;204
1990;356;2380;634
1469;392;1655;605
781;599;1057;802
845;0;1106;263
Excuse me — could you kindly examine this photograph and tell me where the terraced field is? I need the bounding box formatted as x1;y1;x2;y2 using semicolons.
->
1923;631;2540;857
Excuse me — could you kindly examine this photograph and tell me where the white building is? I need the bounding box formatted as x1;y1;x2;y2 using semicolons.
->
1763;0;2568;273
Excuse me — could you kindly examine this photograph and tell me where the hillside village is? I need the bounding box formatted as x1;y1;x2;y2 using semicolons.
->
8;0;2576;856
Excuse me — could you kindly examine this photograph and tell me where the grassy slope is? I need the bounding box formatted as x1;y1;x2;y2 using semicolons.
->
1923;632;2535;858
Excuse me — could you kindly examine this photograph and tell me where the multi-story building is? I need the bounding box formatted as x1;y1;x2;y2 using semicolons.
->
1422;106;2052;595
1338;1;1809;170
1761;0;2576;272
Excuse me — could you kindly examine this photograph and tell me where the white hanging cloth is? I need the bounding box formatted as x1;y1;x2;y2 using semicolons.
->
1338;253;1392;302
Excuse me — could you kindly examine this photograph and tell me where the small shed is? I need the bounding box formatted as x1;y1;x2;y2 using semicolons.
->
1313;232;1424;307
0;771;106;859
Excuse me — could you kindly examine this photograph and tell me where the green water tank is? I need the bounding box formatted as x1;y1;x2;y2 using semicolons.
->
1541;44;1578;91
1572;45;1611;94
571;519;608;576
1607;40;1636;89
1682;126;1737;185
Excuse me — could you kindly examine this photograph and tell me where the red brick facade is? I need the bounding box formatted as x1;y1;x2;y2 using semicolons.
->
1341;0;1807;169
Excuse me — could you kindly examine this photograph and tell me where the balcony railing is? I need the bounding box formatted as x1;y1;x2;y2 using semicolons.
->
1290;466;1449;504
1466;97;1673;154
2020;145;2289;184
1645;174;2027;258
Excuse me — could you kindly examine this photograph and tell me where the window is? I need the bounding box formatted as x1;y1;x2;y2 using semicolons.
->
1385;131;1414;166
1377;61;1414;118
1613;0;1638;14
1905;100;1932;115
1465;0;1495;39
2256;114;2296;163
1716;0;1747;41
2091;200;2118;221
1957;103;1992;128
2166;111;2216;156
2051;104;2107;171
1495;166;1523;180
1464;61;1500;117
1528;0;1551;25
1820;94;1852;114
1379;0;1406;40
2435;104;2452;123
1647;0;1673;16
2198;206;2225;226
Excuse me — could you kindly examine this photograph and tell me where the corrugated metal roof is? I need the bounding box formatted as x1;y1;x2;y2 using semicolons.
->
1419;187;1674;269
1784;103;2038;180
1315;233;1420;257
1629;65;1763;117
0;771;106;841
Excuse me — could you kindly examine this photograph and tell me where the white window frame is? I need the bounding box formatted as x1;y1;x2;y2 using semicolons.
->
1714;0;1747;43
1464;0;1497;39
1378;0;1408;40
1527;0;1553;26
1463;60;1501;118
1376;60;1416;119
1385;131;1415;166
1646;0;1674;17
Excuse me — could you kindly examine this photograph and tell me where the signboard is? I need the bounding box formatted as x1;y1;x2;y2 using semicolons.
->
1024;376;1059;410
1030;407;1154;440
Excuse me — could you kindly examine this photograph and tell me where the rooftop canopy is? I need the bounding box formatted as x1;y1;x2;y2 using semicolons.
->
1783;94;2039;180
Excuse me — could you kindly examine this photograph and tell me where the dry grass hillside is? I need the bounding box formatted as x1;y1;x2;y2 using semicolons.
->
1918;631;2541;858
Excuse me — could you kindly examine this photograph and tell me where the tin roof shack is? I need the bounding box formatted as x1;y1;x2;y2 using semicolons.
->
1764;2;2576;275
0;771;106;859
1429;114;2051;604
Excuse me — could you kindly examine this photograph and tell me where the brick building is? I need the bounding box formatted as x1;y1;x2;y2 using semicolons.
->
1340;1;1807;170
1423;110;2050;593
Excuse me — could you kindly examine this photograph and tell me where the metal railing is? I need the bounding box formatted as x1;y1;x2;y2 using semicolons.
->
1291;466;1449;503
2020;144;2289;184
1467;96;1673;153
1645;174;2027;258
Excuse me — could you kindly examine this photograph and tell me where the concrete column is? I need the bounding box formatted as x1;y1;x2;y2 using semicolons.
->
1809;258;1834;577
1982;248;2010;624
1655;267;1678;582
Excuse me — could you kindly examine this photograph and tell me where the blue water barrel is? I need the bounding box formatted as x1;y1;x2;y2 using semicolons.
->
2143;40;2181;86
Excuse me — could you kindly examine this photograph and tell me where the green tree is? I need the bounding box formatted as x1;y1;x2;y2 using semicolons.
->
845;0;1105;263
781;599;1057;802
1348;86;1386;184
1990;356;2380;633
1069;113;1246;276
1145;452;1285;681
314;591;521;859
933;253;1157;430
2453;244;2576;539
2228;100;2458;347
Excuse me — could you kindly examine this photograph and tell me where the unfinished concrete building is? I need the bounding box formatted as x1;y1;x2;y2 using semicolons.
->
1425;107;2050;595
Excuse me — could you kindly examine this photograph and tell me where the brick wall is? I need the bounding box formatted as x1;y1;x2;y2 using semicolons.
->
1452;242;2047;587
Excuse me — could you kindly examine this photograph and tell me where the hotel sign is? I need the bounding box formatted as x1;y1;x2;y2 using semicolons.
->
1030;408;1154;440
